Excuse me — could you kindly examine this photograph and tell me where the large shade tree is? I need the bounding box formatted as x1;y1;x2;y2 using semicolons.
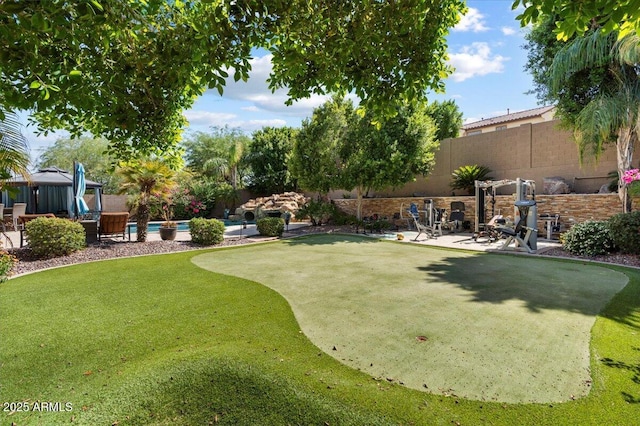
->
0;1;465;159
341;102;438;220
289;97;352;195
426;100;463;141
291;97;438;219
246;127;298;195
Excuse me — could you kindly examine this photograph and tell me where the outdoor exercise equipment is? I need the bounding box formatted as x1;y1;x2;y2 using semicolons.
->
446;201;466;232
498;200;538;253
472;178;538;251
400;200;444;240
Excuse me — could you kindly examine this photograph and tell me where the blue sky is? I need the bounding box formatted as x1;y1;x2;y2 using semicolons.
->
23;1;539;162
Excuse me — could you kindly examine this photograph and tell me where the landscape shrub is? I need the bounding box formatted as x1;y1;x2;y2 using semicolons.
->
256;217;284;237
296;199;333;226
0;250;16;282
25;217;86;258
607;211;640;254
326;203;357;226
189;218;224;245
561;220;616;256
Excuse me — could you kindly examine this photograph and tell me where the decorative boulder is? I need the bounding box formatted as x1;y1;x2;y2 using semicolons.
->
598;184;613;194
543;177;571;194
236;192;309;220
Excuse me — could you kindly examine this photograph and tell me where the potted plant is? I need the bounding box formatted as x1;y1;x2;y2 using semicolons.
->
159;201;177;241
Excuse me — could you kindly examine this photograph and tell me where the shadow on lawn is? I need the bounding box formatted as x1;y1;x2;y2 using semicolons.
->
601;354;640;404
416;253;629;317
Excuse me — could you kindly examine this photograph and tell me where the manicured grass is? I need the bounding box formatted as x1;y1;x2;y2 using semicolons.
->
193;234;628;403
0;234;638;425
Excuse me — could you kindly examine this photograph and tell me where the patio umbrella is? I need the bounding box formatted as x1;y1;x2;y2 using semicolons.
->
73;162;90;218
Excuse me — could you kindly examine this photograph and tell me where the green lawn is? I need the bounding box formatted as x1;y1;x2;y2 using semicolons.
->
1;234;639;425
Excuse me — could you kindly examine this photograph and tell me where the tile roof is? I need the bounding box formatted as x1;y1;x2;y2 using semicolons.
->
462;105;555;130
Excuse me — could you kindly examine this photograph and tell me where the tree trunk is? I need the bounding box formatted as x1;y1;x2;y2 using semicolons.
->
616;126;637;213
137;203;150;242
356;186;364;220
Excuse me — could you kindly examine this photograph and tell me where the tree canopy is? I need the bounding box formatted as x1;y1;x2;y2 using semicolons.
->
182;127;250;190
291;97;438;219
0;0;465;159
36;136;121;193
513;0;640;40
524;13;640;212
426;100;463;141
246;127;298;196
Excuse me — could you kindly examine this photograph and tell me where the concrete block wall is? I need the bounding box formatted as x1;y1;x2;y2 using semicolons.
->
362;120;638;198
333;193;626;233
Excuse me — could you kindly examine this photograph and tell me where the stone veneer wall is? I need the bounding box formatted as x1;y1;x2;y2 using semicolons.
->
333;193;634;232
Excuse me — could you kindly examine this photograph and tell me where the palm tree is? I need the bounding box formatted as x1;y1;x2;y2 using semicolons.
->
0;109;31;187
450;165;493;195
549;32;640;212
202;136;246;190
117;159;176;242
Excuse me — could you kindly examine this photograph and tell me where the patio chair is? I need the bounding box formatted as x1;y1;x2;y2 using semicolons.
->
7;203;26;231
98;212;131;241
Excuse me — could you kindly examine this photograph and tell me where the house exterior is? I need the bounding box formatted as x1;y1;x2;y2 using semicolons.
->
461;106;556;136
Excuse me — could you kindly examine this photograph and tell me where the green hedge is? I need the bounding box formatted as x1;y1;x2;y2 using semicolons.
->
561;220;616;256
25;217;86;258
607;211;640;254
256;217;285;237
189;218;225;245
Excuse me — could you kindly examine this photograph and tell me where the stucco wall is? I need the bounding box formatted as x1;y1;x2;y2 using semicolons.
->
362;120;638;198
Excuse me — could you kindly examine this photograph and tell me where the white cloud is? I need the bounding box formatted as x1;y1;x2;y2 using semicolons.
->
501;27;517;36
214;54;332;117
241;106;260;112
448;42;508;82
453;8;489;32
184;110;287;133
184;111;238;127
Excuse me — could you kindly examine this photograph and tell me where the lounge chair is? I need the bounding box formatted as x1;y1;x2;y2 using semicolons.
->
98;212;130;241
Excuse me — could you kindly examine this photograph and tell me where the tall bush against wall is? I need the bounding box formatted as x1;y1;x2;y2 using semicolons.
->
608;211;640;254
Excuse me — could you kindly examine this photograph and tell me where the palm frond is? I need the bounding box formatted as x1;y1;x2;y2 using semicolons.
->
550;31;617;92
613;34;640;66
0;108;30;178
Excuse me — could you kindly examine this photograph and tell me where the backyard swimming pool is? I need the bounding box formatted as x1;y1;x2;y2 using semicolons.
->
127;219;254;234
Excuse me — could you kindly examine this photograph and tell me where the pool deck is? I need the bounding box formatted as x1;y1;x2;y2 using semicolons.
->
1;222;562;254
